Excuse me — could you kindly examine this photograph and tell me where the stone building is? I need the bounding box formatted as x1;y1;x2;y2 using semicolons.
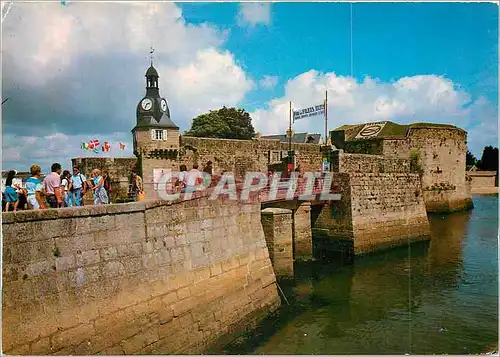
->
132;63;181;198
467;170;498;192
330;121;473;212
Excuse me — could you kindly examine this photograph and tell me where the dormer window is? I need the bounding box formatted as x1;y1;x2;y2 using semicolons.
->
151;129;167;141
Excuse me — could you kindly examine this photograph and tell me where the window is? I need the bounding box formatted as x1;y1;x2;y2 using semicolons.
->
151;129;168;141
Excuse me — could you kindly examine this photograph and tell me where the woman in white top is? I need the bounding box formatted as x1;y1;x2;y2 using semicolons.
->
60;170;72;207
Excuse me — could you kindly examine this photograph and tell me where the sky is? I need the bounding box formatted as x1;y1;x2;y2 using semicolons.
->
1;1;498;173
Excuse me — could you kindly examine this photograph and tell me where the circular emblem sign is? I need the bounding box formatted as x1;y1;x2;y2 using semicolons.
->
358;124;383;138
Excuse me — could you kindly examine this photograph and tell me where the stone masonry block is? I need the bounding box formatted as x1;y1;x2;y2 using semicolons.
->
102;261;126;279
100;247;118;261
28;260;54;277
50;323;95;352
55;256;76;272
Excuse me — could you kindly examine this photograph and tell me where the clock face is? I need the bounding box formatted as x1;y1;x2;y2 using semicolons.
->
160;99;167;112
141;98;153;111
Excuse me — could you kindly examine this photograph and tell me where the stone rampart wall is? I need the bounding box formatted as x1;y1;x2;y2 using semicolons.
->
179;136;322;177
468;171;497;189
344;139;383;155
381;138;411;158
2;196;279;355
349;173;430;253
313;172;430;254
331;151;410;174
408;128;473;212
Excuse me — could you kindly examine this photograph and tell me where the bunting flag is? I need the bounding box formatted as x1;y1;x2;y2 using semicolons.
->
102;141;111;152
80;140;126;152
88;139;100;149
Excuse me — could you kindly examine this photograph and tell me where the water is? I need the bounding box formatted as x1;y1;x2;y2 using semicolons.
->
221;194;498;355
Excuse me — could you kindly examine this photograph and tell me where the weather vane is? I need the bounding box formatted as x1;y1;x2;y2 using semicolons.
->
150;47;155;65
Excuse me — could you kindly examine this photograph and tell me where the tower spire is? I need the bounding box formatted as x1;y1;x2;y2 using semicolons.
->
150;46;155;66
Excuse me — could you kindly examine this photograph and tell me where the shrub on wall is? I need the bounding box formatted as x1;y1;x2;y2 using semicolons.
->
409;150;424;176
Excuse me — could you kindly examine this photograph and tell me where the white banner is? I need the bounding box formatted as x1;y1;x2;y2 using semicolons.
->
293;103;325;122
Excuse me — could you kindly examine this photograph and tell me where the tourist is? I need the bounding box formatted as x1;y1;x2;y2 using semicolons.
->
70;166;87;206
60;170;72;207
25;165;45;210
43;163;63;208
185;164;203;192
16;183;27;210
128;171;143;201
103;171;112;202
4;170;19;212
202;161;213;187
203;160;213;175
177;165;187;193
90;169;109;205
267;170;273;188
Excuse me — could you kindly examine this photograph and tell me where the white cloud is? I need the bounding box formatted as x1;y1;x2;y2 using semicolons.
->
2;2;254;171
250;70;497;158
259;75;279;89
3;2;227;84
237;3;271;27
160;48;254;117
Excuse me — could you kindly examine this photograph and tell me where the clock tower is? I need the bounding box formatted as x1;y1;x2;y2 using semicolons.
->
132;62;180;198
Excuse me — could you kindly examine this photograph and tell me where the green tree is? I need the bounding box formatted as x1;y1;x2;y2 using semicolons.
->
477;146;499;171
185;106;255;140
466;150;477;166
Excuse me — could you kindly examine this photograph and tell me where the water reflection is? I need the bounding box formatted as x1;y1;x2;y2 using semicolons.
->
221;195;498;355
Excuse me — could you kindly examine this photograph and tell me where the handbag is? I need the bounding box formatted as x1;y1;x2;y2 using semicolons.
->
137;191;145;201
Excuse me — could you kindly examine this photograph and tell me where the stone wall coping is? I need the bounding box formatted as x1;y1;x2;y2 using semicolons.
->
2;201;153;224
261;208;292;215
2;187;260;224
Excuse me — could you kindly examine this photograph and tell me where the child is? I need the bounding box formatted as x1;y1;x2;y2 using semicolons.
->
4;170;19;212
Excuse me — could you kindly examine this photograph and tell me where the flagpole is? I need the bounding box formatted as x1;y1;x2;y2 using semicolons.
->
324;90;328;146
288;101;292;152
